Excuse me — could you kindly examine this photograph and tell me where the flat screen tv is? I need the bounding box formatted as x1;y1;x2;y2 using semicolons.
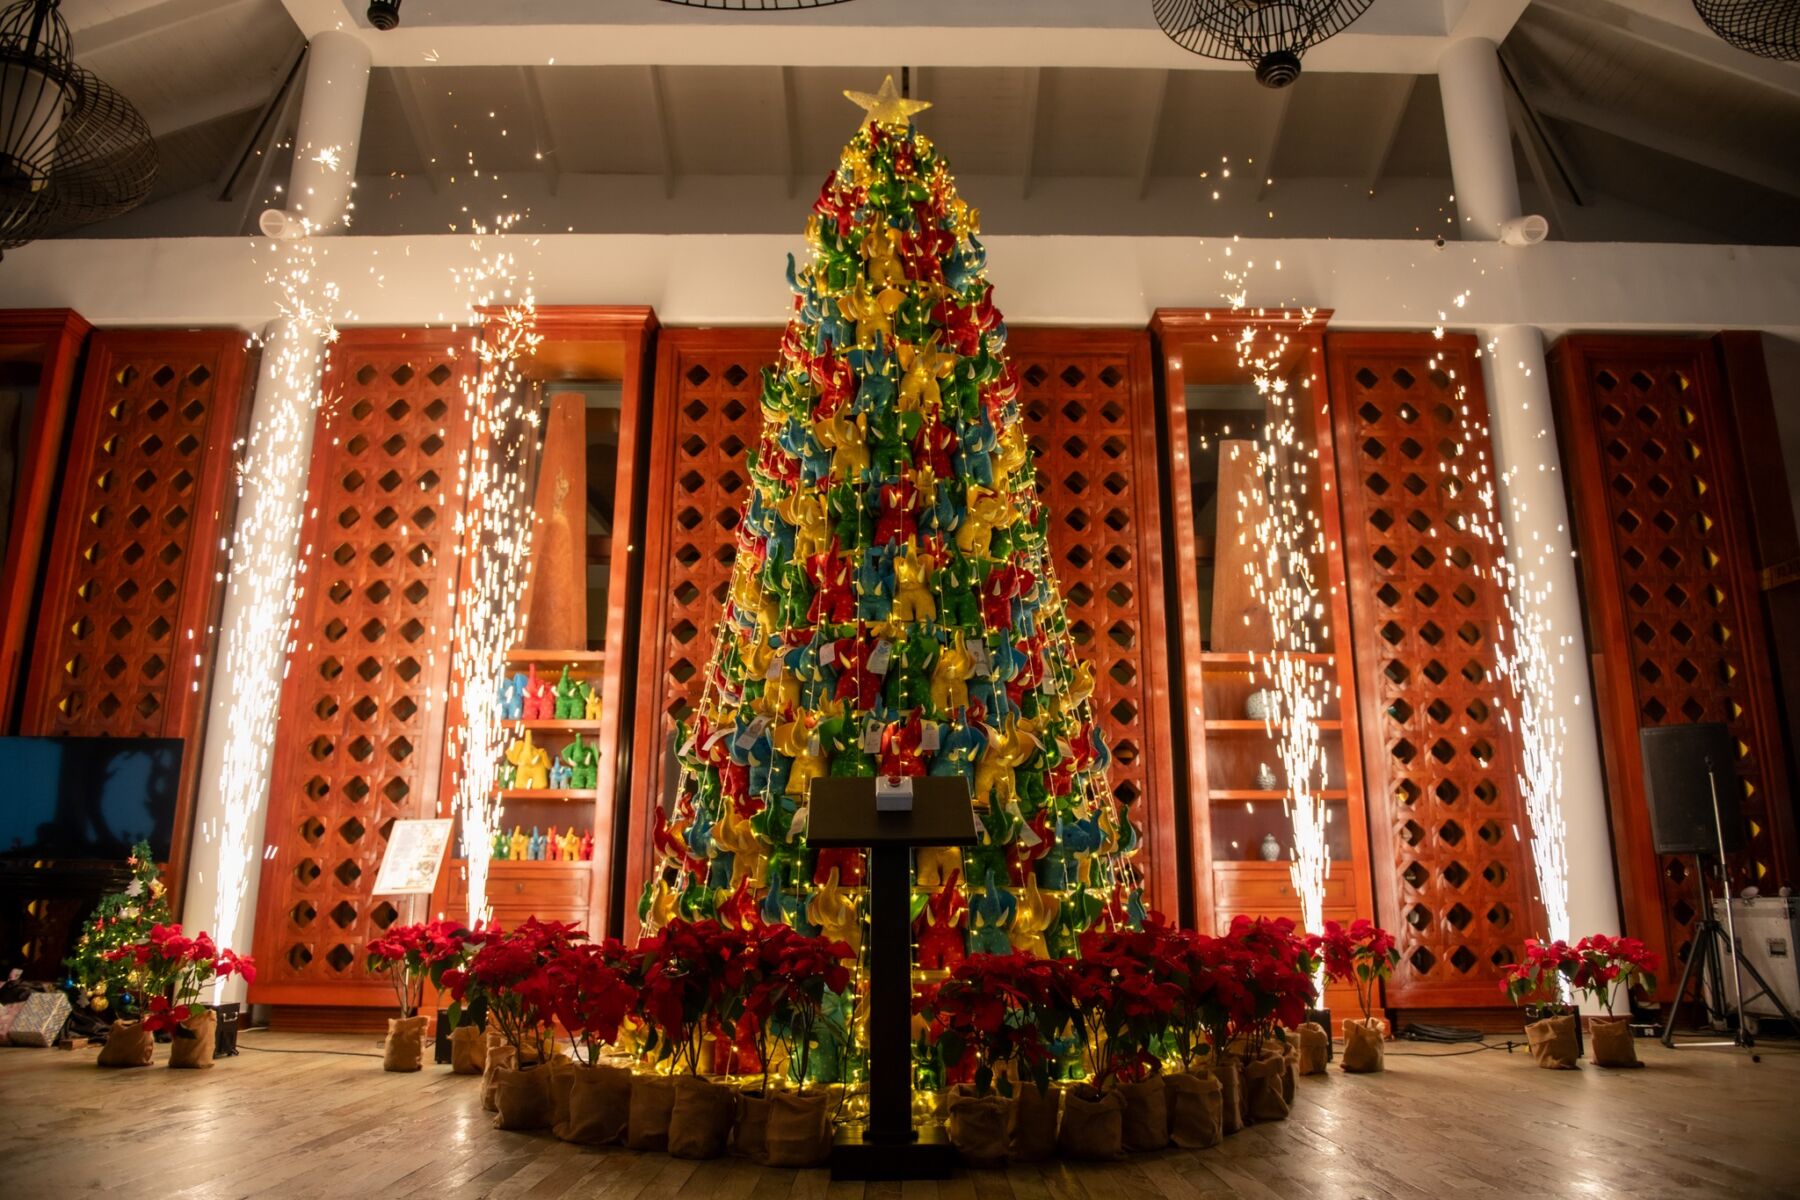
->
0;736;182;862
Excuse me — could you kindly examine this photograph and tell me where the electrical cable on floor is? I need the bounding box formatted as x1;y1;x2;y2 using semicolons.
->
235;1027;384;1058
1399;1022;1487;1043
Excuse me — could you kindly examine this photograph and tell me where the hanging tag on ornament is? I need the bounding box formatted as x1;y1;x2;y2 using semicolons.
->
807;733;822;757
968;640;991;676
861;716;884;753
765;648;785;681
819;642;837;666
1016;806;1043;847
736;715;769;749
868;639;892;675
704;726;731;751
919;721;941;752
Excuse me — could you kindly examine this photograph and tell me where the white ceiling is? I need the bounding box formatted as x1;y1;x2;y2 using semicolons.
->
47;0;1800;245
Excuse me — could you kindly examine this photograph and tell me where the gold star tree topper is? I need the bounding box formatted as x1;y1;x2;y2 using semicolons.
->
844;74;931;128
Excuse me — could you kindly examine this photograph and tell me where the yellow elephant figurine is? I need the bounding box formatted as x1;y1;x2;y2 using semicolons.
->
955;483;1016;559
641;876;678;935
891;540;938;622
815;410;870;482
897;342;957;413
774;715;827;803
711;804;767;891
807;867;863;956
916;846;963;889
991;427;1030;492
582;685;602;722
862;227;906;288
929;634;974;714
972;717;1037;811
838;287;903;351
508;825;529;861
1010;877;1058;958
730;563;779;636
778;489;835;560
505;730;550;789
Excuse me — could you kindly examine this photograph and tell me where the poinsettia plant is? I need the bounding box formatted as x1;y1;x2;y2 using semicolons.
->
440;917;586;1060
741;921;854;1090
538;938;638;1065
1320;918;1400;1021
364;919;476;1019
101;923;255;1034
1216;915;1319;1056
1569;934;1660;1016
914;950;1070;1097
627;917;755;1075
1148;923;1223;1072
1066;926;1183;1084
1499;937;1579;1007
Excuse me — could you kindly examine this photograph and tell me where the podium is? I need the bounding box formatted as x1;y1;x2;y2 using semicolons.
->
807;775;977;1180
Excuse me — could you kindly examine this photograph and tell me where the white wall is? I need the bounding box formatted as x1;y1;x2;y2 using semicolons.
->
3;234;1798;335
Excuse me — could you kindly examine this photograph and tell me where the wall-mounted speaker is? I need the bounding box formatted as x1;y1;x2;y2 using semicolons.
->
1640;723;1745;856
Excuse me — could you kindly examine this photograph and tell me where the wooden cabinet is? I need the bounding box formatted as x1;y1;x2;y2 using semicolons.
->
447;860;591;928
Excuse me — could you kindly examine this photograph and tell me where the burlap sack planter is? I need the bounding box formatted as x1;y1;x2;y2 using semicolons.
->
548;1058;579;1129
1163;1072;1222;1150
763;1089;833;1167
1525;1015;1580;1070
1243;1054;1289;1123
734;1089;772;1161
946;1084;1010;1167
627;1074;678;1151
97;1019;154;1068
169;1009;217;1070
450;1024;487;1075
1588;1016;1642;1068
1057;1085;1124;1161
1279;1046;1297;1106
1296;1022;1329;1076
482;1043;518;1111
1008;1081;1060;1162
557;1064;633;1144
1119;1074;1169;1152
1216;1056;1245;1135
1340;1019;1385;1074
668;1076;738;1159
383;1015;427;1073
493;1064;555;1130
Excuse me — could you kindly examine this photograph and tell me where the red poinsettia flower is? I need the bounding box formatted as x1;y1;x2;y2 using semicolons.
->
143;994;191;1035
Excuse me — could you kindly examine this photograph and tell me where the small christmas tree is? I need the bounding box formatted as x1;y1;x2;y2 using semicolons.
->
65;841;171;1016
640;75;1142;1011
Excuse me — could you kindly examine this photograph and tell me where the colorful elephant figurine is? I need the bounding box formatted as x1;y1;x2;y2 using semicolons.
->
505;730;550;789
967;869;1017;956
915;869;967;972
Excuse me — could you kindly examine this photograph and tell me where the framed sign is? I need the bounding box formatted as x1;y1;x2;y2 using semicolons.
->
372;818;454;895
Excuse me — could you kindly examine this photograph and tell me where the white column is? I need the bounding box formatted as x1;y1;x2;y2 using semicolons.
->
1438;37;1544;244
183;30;368;998
1482;325;1623;994
263;30;372;238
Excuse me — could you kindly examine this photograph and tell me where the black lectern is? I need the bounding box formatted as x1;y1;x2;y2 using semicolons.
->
807;774;976;1180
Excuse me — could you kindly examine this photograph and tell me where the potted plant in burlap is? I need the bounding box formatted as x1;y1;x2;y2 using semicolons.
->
540;938;639;1143
1322;918;1399;1074
1569;935;1659;1069
916;950;1067;1166
1062;926;1183;1158
365;919;474;1072
1501;938;1583;1069
737;922;853;1166
1153;925;1226;1150
1216;915;1318;1123
104;924;254;1070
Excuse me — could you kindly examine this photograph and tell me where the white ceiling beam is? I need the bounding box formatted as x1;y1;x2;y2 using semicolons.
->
516;66;560;196
72;0;263;56
216;40;307;201
1532;91;1800;200
1253;87;1293;202
273;0;1530;72
1020;67;1043;201
1135;69;1170;202
779;66;800;200
1362;74;1418;195
1533;0;1800;96
234;62;304;235
389;69;447;194
1444;0;1534;44
646;65;678;200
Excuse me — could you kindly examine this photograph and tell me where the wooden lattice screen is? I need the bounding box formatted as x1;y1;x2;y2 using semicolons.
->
251;332;468;1007
1327;332;1538;1008
626;327;1178;917
1550;335;1793;979
22;329;250;900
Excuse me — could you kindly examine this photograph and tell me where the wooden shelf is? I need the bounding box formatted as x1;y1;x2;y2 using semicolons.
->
496;788;598;801
1210;788;1349;801
505;649;605;666
1200;651;1337;667
453;858;592;870
1204;719;1343;733
507;719;602;733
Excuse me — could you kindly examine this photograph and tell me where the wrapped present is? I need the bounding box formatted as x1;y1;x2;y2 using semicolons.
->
0;1002;22;1041
8;990;71;1047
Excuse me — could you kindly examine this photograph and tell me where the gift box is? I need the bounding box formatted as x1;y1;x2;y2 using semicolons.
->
0;1002;23;1041
8;991;71;1047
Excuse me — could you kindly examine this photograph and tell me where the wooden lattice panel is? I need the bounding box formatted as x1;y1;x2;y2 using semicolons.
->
1327;333;1537;1008
21;330;249;896
252;333;467;1004
627;328;1178;913
1550;336;1793;977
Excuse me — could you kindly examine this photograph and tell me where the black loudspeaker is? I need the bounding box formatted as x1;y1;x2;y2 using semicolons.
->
1640;723;1745;855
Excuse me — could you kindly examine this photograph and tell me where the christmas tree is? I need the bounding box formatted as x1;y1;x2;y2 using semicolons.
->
641;77;1142;1010
65;840;171;1016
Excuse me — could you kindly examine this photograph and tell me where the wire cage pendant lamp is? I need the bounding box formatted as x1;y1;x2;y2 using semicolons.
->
0;0;156;256
1692;0;1799;61
1151;0;1374;88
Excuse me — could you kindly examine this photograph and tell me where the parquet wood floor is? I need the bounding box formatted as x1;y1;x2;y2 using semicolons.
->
1;1031;1797;1199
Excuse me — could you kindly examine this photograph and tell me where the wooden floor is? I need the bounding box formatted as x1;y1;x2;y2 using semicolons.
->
2;1031;1797;1199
